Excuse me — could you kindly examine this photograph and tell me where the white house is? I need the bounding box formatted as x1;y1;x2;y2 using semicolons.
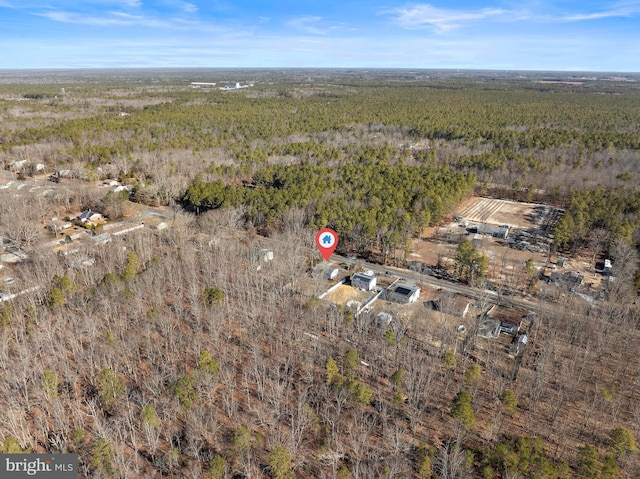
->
190;82;217;88
386;284;421;304
351;272;376;291
12;159;27;171
477;224;510;239
77;210;104;225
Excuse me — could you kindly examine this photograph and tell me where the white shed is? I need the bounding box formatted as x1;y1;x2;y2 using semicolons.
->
324;267;339;280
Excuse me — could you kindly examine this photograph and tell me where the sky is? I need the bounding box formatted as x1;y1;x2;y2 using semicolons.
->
0;1;638;71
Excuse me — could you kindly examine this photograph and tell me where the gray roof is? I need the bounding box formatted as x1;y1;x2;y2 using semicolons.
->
393;284;419;296
352;273;375;281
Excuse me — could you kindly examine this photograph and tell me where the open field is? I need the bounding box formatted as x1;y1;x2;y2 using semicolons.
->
455;197;563;230
409;197;564;272
407;196;612;309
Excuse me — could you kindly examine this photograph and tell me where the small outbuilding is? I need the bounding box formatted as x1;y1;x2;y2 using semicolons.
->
46;221;73;235
250;247;274;263
143;217;168;231
91;233;111;245
325;267;339;280
374;312;393;328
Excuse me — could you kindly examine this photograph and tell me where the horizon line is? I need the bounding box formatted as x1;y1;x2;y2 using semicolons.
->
0;67;638;74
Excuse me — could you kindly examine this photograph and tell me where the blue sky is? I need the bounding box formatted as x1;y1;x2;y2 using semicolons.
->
0;1;638;71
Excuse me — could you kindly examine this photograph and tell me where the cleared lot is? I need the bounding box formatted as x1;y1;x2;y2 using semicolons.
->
323;284;373;307
455;197;562;230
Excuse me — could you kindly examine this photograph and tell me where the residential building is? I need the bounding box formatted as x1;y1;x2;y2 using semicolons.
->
351;272;376;291
476;223;510;239
385;283;421;304
478;319;501;339
76;210;104;226
548;271;583;290
427;293;470;318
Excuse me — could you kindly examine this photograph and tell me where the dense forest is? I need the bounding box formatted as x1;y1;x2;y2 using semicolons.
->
0;70;640;478
183;158;475;259
0;210;639;478
3;71;640;253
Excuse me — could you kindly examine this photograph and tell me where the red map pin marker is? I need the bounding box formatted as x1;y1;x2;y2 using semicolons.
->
315;228;338;261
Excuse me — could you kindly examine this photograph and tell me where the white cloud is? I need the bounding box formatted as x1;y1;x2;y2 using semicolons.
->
37;9;171;27
385;4;508;32
286;16;345;35
4;0;144;7
182;2;197;13
287;16;326;35
384;2;640;32
159;0;198;14
563;2;640;21
2;26;637;71
3;1;639;70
